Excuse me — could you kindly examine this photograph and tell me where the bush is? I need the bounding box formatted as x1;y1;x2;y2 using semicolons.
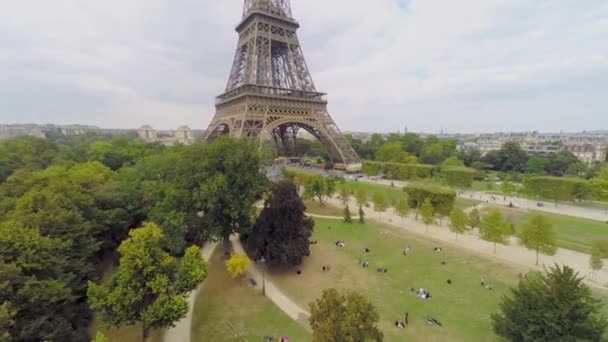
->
442;167;476;188
523;176;589;203
362;161;434;180
403;184;456;216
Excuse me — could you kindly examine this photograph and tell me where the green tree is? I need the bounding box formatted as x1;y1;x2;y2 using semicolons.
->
468;208;481;229
338;183;352;207
420;198;435;232
343;206;353;223
496;142;529;172
304;175;337;206
359;205;366;224
449;208;469;240
88;223;207;341
376;142;417;164
394;198;411;219
372;192;388;219
481;209;511;254
520;214;557;265
246;181;314;268
590;244;604;282
526;155;546;174
194;138;267;245
420;144;444;165
355;188;368;208
492;265;608;341
309;289;383;342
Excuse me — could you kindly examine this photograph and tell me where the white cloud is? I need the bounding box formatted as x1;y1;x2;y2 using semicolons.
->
0;0;606;132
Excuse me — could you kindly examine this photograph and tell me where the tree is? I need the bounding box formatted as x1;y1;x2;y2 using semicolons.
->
449;208;469;240
246;181;314;268
359;205;366;224
309;289;383;342
372;192;388;219
523;176;589;206
420;198;435;232
420;144;444;165
355;188;368;208
520;214;557;265
225;254;251;278
468;208;481;230
492;265;608;341
303;175;337;206
496;142;529;172
376;142;417;164
590;244;604;281
88;223;207;341
526;155;546;174
338;183;352;207
194;138;268;246
480;209;511;254
501;178;516;196
343;206;353;223
394;198;411;219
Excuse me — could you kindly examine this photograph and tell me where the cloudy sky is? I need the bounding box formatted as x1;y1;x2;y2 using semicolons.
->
1;0;607;133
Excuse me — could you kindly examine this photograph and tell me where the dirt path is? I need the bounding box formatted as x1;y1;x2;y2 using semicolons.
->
232;239;312;330
163;243;218;342
326;196;608;287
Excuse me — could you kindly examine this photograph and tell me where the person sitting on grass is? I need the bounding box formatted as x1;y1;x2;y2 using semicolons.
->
394;320;406;329
425;315;442;327
403;245;411;256
377;267;388;273
335;241;346;248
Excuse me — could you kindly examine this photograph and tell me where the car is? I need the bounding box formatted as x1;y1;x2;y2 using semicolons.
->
536;202;545;207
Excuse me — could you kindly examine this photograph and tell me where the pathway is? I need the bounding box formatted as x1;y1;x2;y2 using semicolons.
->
232;239;312;329
326;196;608;286
163;242;218;342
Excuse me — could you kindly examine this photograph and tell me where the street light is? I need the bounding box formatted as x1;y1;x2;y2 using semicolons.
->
259;256;266;296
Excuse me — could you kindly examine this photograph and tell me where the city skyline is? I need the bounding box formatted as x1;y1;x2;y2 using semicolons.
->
1;0;607;132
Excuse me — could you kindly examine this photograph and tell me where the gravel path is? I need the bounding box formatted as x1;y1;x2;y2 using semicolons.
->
163;242;218;342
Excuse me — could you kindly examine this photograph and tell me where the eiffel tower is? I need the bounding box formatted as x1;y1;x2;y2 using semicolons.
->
204;0;361;170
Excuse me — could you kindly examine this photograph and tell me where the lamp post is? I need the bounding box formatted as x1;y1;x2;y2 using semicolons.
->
259;257;266;296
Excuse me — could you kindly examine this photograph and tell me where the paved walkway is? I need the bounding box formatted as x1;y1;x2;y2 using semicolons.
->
360;178;608;222
326;196;608;286
163;243;218;342
232;239;312;329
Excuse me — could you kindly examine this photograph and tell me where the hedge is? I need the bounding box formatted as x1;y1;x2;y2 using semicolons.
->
441;167;476;188
403;184;456;216
362;161;434;180
523;176;589;203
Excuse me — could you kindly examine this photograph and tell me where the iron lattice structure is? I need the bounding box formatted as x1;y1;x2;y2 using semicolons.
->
204;0;361;170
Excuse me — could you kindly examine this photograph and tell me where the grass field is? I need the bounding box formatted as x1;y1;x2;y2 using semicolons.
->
191;249;311;341
267;218;527;341
484;205;608;254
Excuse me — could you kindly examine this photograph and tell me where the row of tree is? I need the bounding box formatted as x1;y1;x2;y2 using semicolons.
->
0;135;270;340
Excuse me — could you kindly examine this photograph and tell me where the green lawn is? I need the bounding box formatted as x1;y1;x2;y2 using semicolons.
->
268;218;527;341
485;206;608;254
191;248;311;341
345;180;409;204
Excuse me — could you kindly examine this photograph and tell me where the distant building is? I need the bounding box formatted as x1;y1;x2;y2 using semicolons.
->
137;125;195;146
0;124;46;140
563;144;607;165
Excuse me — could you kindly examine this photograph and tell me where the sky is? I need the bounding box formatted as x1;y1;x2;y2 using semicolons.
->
0;0;607;133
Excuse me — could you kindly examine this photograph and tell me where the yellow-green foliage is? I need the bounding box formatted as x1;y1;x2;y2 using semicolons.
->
225;254;251;278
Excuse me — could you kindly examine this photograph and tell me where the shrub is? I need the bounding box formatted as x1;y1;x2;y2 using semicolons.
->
403;184;456;216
